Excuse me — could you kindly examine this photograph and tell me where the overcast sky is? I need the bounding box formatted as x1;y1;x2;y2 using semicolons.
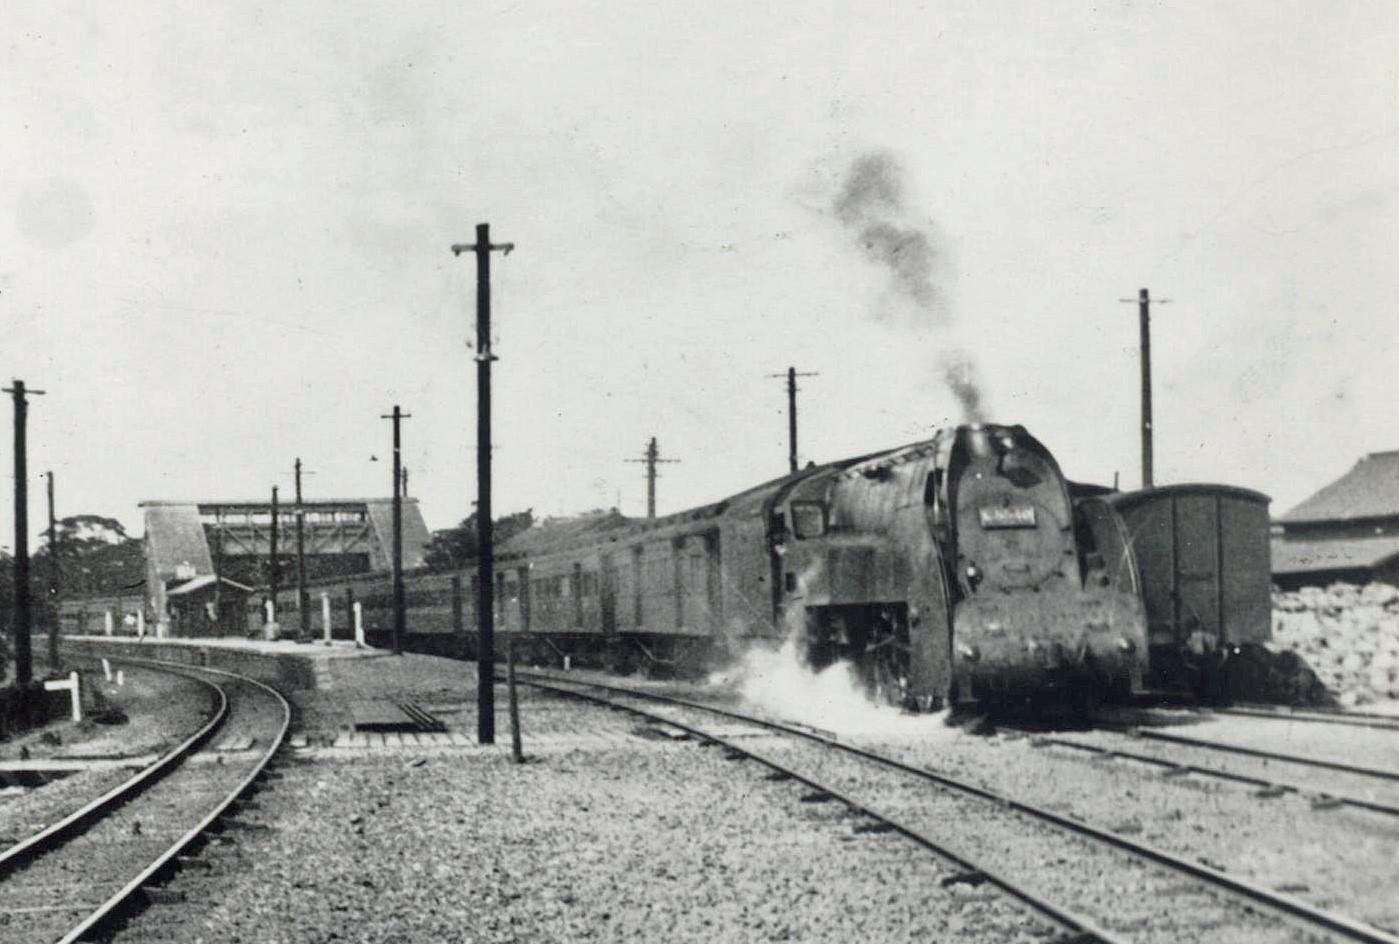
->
3;2;1397;543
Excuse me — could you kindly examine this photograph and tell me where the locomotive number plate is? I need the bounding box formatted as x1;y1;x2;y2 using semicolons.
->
979;505;1037;529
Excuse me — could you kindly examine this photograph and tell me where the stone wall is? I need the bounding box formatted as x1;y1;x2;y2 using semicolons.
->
1271;582;1399;707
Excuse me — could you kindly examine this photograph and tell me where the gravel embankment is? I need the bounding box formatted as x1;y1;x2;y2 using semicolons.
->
108;687;1066;944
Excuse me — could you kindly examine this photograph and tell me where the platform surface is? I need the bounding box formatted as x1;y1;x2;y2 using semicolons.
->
66;634;391;660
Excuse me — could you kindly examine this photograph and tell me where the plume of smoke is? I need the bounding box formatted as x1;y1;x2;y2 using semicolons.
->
939;350;987;425
834;153;947;322
832;150;991;422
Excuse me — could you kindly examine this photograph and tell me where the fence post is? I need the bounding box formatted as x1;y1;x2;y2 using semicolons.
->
321;592;332;645
353;601;365;648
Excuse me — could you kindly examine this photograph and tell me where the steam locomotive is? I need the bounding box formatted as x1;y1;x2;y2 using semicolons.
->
275;423;1271;709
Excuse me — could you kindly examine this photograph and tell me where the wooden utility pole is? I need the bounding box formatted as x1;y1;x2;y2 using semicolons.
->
212;509;224;633
268;485;280;624
381;406;412;655
452;222;514;746
767;367;819;474
1120;288;1169;488
5;380;44;688
627;437;679;519
45;471;59;670
294;458;309;640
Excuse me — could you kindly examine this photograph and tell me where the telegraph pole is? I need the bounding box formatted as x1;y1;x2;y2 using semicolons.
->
5;380;44;688
45;471;59;671
452;222;514;746
381;406;412;655
1120;288;1169;488
767;367;819;473
268;485;280;624
294;457;309;640
627;437;680;519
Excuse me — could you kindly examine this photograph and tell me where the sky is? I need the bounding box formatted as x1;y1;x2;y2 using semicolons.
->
2;2;1397;544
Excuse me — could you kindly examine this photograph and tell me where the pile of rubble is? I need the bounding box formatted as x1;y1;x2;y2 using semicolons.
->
1270;582;1399;707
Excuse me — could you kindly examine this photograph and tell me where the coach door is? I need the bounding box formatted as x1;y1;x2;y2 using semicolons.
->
1172;494;1223;660
599;552;618;634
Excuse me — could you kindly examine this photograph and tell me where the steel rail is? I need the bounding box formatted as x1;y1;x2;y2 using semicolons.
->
518;674;1128;944
0;665;228;878
55;658;291;944
1219;705;1399;733
1112;725;1399;783
518;670;1399;944
1024;733;1399;819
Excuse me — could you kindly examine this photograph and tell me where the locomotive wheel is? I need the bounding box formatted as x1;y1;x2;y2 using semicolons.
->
870;651;911;710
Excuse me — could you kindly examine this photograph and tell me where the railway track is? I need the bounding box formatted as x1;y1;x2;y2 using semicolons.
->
1022;731;1399;819
516;670;1399;944
1218;705;1399;734
0;659;290;943
1099;723;1399;784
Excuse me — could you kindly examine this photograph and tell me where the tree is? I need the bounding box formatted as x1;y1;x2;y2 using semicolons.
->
424;509;534;571
34;515;144;598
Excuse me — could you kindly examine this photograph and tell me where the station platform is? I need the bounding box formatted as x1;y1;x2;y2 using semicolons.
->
60;634;393;693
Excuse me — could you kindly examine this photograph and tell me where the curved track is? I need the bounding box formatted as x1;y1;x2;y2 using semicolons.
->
517;670;1399;944
0;659;290;943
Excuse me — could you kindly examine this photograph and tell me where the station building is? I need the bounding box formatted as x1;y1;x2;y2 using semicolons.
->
140;498;432;637
1271;450;1399;590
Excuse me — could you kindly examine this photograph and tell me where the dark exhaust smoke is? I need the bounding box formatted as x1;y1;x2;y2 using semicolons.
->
832;151;989;423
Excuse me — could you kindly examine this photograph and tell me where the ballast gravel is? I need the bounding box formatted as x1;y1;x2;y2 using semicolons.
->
0;664;214;841
108;696;1063;944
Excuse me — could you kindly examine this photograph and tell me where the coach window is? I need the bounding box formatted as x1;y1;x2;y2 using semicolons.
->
790;502;826;539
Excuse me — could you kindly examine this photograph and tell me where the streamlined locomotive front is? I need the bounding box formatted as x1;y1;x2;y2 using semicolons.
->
940;425;1147;701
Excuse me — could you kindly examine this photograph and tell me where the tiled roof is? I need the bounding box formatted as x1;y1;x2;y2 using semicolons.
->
1271;534;1399;574
499;510;633;555
1282;450;1399;523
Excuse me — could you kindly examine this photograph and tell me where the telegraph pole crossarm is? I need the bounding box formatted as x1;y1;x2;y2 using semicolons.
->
380;406;412;656
767;366;819;474
626;437;680;519
4;380;46;689
1119;289;1170;489
451;222;515;746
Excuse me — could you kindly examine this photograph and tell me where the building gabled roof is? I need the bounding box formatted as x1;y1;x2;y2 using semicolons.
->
1271;533;1399;575
1281;450;1399;524
498;510;633;556
166;574;254;596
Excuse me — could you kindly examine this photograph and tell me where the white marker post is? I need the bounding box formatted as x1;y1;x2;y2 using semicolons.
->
321;592;332;646
116;669;125;687
101;657;112;681
103;610;114;636
353;601;365;648
136;609;146;639
43;670;82;722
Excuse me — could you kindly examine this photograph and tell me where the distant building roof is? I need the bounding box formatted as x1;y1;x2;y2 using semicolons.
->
1271;534;1399;575
167;574;254;596
1281;450;1399;524
144;503;216;580
499;510;633;556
